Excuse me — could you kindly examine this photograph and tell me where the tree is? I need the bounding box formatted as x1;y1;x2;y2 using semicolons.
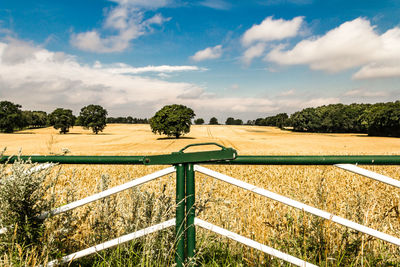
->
194;118;205;125
79;104;108;134
150;104;195;138
225;117;235;125
0;101;24;133
49;108;75;134
209;117;218;125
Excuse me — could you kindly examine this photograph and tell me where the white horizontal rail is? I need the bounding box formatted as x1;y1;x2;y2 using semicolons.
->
195;218;317;267
47;218;175;266
335;164;400;189
194;165;400;247
39;166;175;219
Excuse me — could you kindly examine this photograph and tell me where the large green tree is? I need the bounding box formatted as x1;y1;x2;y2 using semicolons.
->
48;108;75;134
150;104;195;138
0;101;24;133
79;105;108;134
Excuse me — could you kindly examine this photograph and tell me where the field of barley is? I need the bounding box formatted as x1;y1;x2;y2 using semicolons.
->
1;124;400;265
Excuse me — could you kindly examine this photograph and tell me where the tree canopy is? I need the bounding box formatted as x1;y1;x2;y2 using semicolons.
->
48;108;75;134
194;118;205;125
288;102;399;136
209;117;218;125
149;104;195;138
0;101;24;133
79;104;108;134
225;117;243;125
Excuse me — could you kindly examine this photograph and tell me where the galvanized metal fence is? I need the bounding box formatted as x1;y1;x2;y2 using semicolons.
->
1;143;400;266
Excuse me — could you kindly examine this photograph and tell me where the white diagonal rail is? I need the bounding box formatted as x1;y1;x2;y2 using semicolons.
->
194;165;400;247
195;218;317;267
47;219;176;267
39;166;175;219
335;164;400;189
1;167;175;234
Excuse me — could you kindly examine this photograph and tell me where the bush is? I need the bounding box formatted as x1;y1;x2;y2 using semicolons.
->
0;155;59;265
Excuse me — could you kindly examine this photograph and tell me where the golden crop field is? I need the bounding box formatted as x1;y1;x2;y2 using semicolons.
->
2;124;400;264
1;123;400;155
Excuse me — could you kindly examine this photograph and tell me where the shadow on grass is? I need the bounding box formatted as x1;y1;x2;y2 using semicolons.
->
157;136;196;140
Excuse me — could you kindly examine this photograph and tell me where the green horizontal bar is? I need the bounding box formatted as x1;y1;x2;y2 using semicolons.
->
0;155;145;165
0;155;399;165
214;155;400;165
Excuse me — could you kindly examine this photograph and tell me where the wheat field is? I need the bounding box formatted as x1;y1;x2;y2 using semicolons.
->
2;124;400;264
1;124;400;155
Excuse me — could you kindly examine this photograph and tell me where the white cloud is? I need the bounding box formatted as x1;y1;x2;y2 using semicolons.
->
343;88;388;97
353;63;400;79
1;38;378;119
266;18;400;79
109;0;169;9
199;0;231;10
0;39;295;117
70;1;170;53
242;43;266;65
279;89;295;96
241;16;304;47
191;45;222;61
97;64;206;74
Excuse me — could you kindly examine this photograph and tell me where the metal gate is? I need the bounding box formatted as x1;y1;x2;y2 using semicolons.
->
2;143;400;266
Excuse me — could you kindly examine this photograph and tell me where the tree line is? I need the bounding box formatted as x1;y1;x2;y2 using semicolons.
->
0;101;146;134
106;117;149;124
253;101;399;137
1;100;399;137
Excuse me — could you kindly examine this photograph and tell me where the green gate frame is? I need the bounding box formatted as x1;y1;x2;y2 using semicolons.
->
2;143;400;266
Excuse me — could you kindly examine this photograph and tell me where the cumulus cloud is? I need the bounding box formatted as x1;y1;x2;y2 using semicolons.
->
70;0;170;53
241;16;304;47
242;43;266;65
265;17;400;79
191;45;223;61
0;40;202;113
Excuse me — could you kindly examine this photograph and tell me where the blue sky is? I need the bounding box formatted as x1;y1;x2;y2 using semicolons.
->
0;0;399;121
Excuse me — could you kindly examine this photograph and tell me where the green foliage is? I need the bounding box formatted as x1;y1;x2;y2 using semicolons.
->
362;101;400;137
0;101;24;133
255;113;289;129
290;103;371;133
150;104;195;138
48;108;75;134
209;117;218;125
106;116;148;124
79;104;108;134
22;111;48;128
194;118;205;125
225;117;243;125
0;157;57;253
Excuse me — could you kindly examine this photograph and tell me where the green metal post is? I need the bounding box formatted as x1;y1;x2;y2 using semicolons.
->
186;164;195;265
175;164;185;267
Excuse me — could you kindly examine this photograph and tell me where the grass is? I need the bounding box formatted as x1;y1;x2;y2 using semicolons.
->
0;124;399;265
